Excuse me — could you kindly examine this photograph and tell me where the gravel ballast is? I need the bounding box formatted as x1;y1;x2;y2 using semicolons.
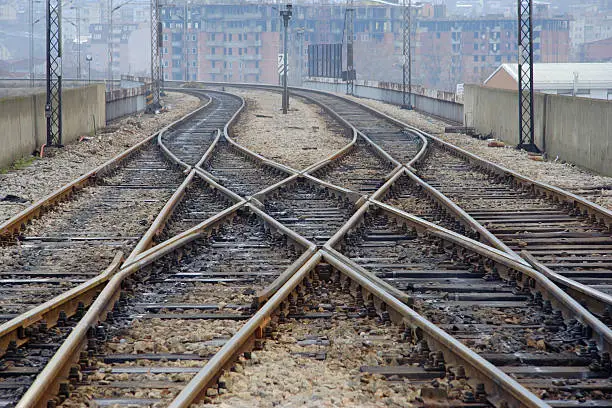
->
0;92;202;223
230;90;350;171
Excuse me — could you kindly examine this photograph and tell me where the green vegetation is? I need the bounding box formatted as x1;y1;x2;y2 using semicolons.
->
0;155;38;174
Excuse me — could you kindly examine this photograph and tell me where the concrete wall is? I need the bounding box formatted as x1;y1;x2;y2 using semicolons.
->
0;85;105;168
303;78;464;124
105;85;147;122
464;84;612;176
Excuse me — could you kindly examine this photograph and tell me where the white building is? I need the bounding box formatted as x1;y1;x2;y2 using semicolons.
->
483;63;612;100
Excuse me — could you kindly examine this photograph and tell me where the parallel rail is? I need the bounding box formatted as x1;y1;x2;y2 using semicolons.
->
8;83;612;408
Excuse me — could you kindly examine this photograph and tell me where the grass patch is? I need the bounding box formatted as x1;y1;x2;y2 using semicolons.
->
0;155;38;174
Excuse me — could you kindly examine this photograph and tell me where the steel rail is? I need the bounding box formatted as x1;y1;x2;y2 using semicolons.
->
188;82;612;320
0;90;220;239
16;202;247;408
167;246;547;408
0;251;123;358
251;173;364;214
125;129;234;264
337;199;612;353
17;198;319;407
393;167;525;262
168;81;430;169
522;250;612;315
156;81;612;407
157;93;213;170
424;136;612;230
321;250;548;408
167;251;324;408
165;87;299;177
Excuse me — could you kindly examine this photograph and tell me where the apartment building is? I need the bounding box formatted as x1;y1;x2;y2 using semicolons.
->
159;2;570;91
417;16;570;89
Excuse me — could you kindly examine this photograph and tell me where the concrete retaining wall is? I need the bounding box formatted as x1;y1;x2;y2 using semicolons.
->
105;85;147;122
0;84;105;168
303;78;464;124
464;84;612;176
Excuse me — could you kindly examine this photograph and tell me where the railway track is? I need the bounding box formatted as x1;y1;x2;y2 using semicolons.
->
412;144;612;299
254;176;362;246
0;89;246;407
310;142;395;195
161;91;242;167
330;203;611;407
39;208;308;408
0;145;184;323
202;140;292;198
5;84;612;408
291;89;423;165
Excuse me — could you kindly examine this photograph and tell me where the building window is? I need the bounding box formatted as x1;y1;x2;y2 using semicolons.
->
473;55;478;62
481;55;485;61
473;43;478;50
228;48;232;55
163;33;168;41
474;31;478;38
192;61;197;67
192;48;196;54
473;67;478;73
212;61;215;68
238;48;242;55
238;34;242;41
255;61;259;68
229;33;232;41
211;47;215;54
436;32;440;39
192;34;196;41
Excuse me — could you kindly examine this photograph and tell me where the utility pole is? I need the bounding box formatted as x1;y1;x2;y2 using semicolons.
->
46;0;62;146
345;0;354;95
29;0;35;87
401;0;413;109
86;54;92;83
280;3;292;114
183;2;188;81
75;6;81;79
107;0;113;85
295;28;305;86
149;0;162;110
517;0;538;152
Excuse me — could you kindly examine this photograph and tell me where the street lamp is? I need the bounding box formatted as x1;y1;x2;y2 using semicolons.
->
280;3;292;114
86;54;92;83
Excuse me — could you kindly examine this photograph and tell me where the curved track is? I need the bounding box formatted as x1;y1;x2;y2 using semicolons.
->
5;84;611;408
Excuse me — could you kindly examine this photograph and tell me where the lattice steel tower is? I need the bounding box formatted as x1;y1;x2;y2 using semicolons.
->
402;0;413;109
517;0;538;152
45;0;62;146
344;0;355;95
149;0;162;111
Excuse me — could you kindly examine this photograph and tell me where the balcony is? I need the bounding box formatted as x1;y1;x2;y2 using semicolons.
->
208;67;221;74
241;54;262;61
